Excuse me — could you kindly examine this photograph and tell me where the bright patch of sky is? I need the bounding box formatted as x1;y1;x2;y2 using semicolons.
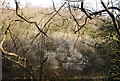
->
4;0;110;10
7;0;64;8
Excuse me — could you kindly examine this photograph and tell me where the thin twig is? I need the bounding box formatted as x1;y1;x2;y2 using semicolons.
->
74;17;88;34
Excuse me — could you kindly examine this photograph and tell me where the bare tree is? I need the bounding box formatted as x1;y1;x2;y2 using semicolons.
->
0;0;120;80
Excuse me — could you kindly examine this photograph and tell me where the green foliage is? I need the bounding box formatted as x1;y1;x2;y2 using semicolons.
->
83;25;98;38
95;19;120;80
109;55;120;80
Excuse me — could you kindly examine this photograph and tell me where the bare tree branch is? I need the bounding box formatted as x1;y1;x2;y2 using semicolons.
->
14;0;48;37
74;17;88;34
0;24;19;57
91;7;120;16
100;0;120;38
42;2;66;30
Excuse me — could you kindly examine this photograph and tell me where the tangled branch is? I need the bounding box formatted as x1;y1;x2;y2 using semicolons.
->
70;1;120;37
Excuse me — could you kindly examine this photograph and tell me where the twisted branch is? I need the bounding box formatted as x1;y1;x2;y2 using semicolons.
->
0;24;19;57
